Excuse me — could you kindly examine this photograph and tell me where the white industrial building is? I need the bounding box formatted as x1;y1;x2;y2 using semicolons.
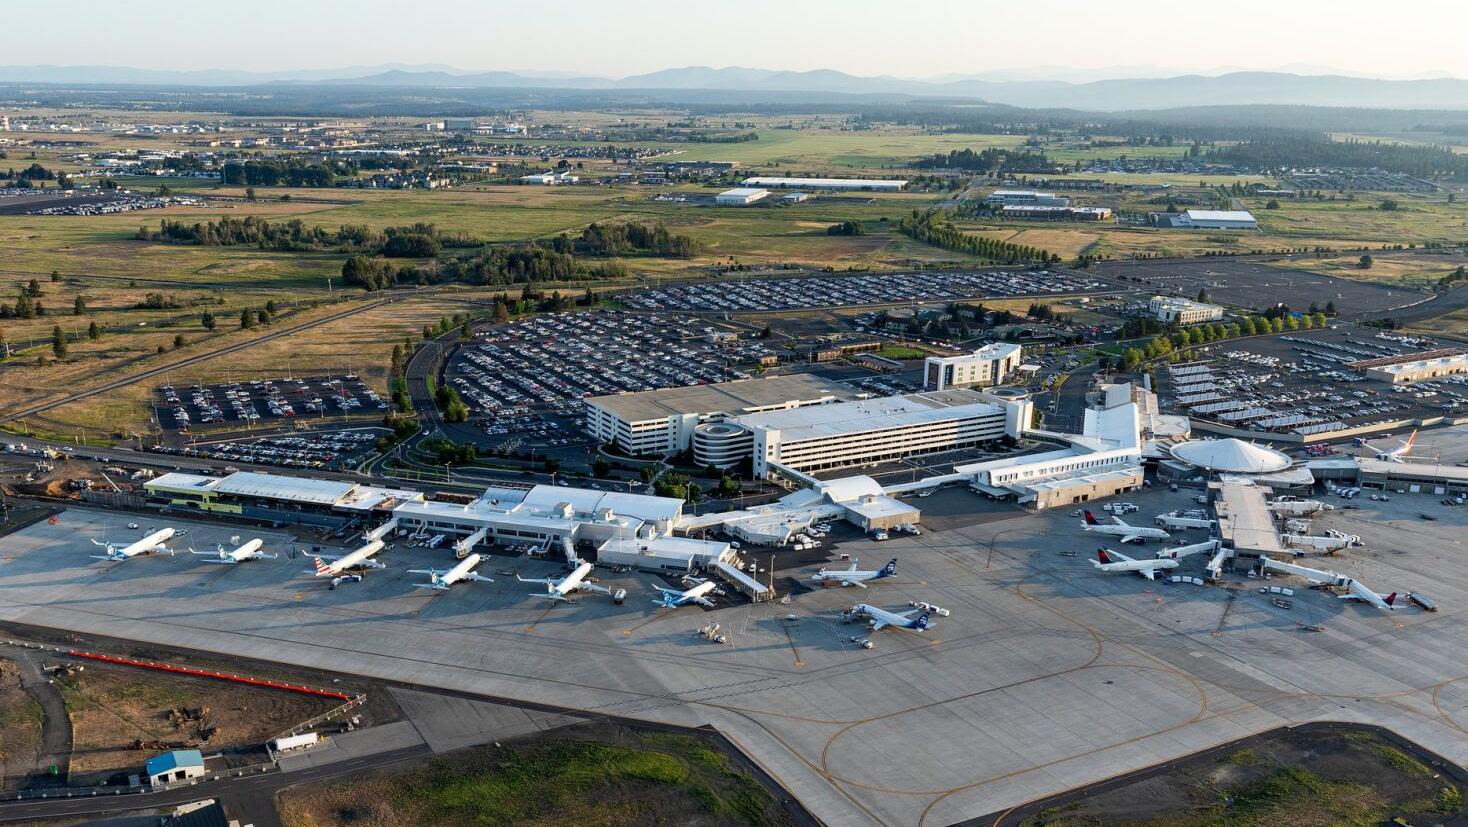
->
984;190;1071;208
923;343;1023;390
715;187;770;205
726;389;1031;478
520;171;578;185
739;176;907;192
1163;209;1258;230
584;374;852;459
1149;295;1225;325
1349;349;1468;384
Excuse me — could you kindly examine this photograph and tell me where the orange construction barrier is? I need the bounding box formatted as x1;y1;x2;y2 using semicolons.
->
66;650;353;700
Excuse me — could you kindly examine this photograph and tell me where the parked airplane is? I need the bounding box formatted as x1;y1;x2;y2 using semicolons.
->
1080;510;1171;544
1342;579;1397;611
309;539;386;577
812;558;896;589
191;538;276;564
410;552;494;591
652;579;720;609
847;603;933;632
1090;548;1180;580
1372;429;1417;463
90;527;175;561
519;558;620;602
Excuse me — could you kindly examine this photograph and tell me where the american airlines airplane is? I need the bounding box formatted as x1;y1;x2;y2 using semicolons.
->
191;538;276;564
1090;548;1180;580
410;552;494;591
1080;510;1171;544
309;539;386;577
1372;430;1417;463
519;558;621;602
847;603;933;632
652;579;720;609
91;528;175;562
812;558;896;589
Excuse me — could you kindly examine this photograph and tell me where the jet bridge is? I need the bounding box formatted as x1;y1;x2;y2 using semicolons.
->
363;518;399;543
453;526;490;559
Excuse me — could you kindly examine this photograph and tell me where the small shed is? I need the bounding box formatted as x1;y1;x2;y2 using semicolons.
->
146;749;205;786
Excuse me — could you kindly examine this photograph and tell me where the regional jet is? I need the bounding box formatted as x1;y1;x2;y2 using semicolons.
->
410;552;494;591
309;539;386;577
1080;510;1171;544
1090;548;1180;580
91;527;175;561
846;603;933;632
812;558;896;589
1341;579;1397;612
1372;430;1417;463
652;579;720;609
519;558;621;602
191;538;276;564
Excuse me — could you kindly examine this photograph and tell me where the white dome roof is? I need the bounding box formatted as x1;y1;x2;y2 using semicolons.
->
1169;438;1292;474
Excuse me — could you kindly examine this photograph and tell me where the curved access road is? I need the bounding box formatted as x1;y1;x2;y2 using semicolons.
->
0;299;387;426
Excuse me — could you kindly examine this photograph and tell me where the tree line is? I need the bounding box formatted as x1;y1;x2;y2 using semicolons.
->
896;210;1057;265
911;147;1057;174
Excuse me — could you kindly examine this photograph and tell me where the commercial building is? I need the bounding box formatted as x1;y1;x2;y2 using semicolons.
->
520;171;578;185
1149;295;1225;325
1156;209;1259;230
584;374;852;459
999;205;1112;221
732;389;1030;478
984;190;1071;208
740;176;907;192
1348;349;1468;384
715;187;770;205
923;343;1023;390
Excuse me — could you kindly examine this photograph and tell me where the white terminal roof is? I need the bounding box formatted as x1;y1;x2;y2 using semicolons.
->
734;389;1000;442
586;374;850;423
718;187;768;198
210;472;356;504
1185;209;1256;222
1170;438;1291;474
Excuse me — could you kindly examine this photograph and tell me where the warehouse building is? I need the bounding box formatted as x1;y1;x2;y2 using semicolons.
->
147;750;206;787
923;343;1023;390
1156;209;1258;230
739;176;907;192
984;190;1071;207
1149;295;1225;325
732;389;1031;478
585;374;852;458
715;187;769;205
1349;349;1468;384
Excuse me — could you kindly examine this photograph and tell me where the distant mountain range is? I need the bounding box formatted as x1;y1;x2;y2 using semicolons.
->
3;64;1468;110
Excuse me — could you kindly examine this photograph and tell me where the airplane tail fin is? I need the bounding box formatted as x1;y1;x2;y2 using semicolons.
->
914;612;931;630
1384;592;1398;607
882;559;897;576
312;556;332;575
1096;548;1113;564
1083;510;1100;526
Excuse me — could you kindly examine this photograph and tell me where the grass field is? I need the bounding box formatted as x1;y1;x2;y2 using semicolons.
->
276;725;797;827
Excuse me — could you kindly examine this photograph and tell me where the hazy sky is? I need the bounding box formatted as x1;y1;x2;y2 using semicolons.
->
10;0;1467;79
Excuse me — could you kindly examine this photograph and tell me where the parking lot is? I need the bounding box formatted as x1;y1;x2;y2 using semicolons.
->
1095;259;1422;320
154;375;386;430
152;428;385;471
449;311;775;442
619;268;1111;313
1161;325;1466;437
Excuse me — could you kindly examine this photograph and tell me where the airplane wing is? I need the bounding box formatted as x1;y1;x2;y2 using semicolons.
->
848;578;868;589
1118;533;1144;544
199;558;235;564
691;596;715;608
1106;549;1136;564
869;618;889;631
576;582;611;595
516;575;555;585
1110;516;1128;526
1139;565;1159;580
406;568;438;576
464;572;494;583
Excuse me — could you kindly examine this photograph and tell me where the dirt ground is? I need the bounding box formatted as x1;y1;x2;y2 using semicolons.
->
55;660;341;785
1002;725;1465;827
0;657;43;792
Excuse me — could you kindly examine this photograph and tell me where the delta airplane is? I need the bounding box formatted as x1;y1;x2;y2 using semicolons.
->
1342;579;1397;611
519;558;617;602
848;603;933;632
1080;510;1171;544
191;538;276;564
812;558;896;589
309;539;386;577
91;527;175;561
410;552;494;591
1090;548;1180;580
652;579;720;609
1372;430;1417;463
